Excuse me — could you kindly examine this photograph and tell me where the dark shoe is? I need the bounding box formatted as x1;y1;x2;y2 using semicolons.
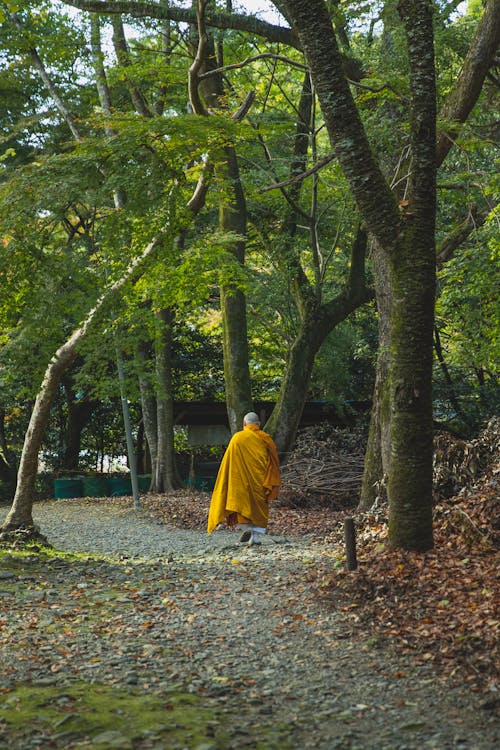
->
239;529;252;543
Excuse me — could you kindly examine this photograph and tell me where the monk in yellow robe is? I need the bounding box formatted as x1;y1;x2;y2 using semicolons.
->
207;412;281;545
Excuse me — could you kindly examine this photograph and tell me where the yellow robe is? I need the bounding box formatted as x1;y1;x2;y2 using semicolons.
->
207;424;281;534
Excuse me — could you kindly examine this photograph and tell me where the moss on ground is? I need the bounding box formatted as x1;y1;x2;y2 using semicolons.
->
0;682;229;748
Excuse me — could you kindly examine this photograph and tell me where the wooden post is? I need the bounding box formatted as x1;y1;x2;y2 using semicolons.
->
344;516;357;571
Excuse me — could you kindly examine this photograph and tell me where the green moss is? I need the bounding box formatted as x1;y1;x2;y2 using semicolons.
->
0;683;228;748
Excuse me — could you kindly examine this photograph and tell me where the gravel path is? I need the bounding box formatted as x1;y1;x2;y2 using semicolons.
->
1;499;498;750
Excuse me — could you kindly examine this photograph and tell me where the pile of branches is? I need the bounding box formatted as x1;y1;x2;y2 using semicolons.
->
433;416;500;499
278;423;366;509
278;417;499;510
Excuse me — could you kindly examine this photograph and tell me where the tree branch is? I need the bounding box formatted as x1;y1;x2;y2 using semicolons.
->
436;0;500;166
436;202;497;268
198;52;307;80
61;0;300;48
258;153;335;193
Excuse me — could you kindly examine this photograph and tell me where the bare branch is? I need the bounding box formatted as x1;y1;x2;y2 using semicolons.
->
199;52;307;80
258;153;335;193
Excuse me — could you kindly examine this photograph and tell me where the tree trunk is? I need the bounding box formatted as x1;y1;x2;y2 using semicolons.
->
265;320;320;455
360;0;500;512
219;145;253;433
385;0;436;551
61;375;97;471
1;333;80;530
192;21;253;433
1;232;166;534
152;308;180;492
267;228;371;455
358;241;391;510
280;0;435;549
137;340;158;484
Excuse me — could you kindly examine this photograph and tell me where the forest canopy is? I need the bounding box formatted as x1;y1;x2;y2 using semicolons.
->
0;0;498;551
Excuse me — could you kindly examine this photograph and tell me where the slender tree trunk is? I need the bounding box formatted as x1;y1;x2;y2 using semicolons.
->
359;241;391;510
0;409;17;487
1;334;80;530
152;308;180;491
190;13;253;433
0;233;166;534
219;146;253;432
137;340;158;483
265;320;320;455
267;228;371;455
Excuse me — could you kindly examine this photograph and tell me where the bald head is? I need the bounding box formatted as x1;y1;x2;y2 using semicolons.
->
243;412;260;426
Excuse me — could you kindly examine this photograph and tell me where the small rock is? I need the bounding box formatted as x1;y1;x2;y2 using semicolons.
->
91;730;133;749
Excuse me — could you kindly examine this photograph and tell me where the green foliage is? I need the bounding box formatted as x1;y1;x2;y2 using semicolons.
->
0;0;496;475
435;216;499;431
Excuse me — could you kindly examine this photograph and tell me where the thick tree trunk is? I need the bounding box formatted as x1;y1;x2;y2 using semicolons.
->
280;0;435;549
386;0;436;550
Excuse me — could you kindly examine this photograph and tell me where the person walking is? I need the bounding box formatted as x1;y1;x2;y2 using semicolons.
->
207;412;281;545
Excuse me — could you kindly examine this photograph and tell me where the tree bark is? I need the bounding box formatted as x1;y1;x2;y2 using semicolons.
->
152;308;180;491
137;339;158;483
385;0;436;551
360;0;499;514
280;0;436;550
358;241;391;510
267;227;371;455
61;375;97;471
189;8;253;433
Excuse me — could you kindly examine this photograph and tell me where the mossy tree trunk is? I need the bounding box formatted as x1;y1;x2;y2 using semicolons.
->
359;0;500;514
281;0;435;550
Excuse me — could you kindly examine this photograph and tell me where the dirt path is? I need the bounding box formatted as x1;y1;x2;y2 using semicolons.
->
0;500;497;749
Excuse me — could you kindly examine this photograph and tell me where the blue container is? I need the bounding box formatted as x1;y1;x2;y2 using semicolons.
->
186;476;215;491
53;478;83;499
107;475;132;496
82;476;109;498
